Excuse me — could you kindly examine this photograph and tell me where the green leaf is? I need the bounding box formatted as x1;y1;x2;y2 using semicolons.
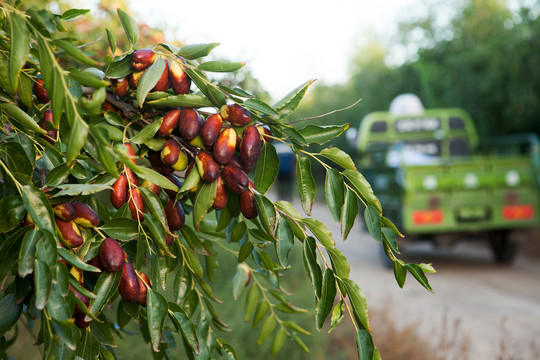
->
364;206;382;243
382;216;404;238
8;13;30;93
89;271;122;317
18;230;42;277
0;142;33;177
393;261;406;288
54;39;98;66
147;289;168;352
342;279;370;331
68;68;110;87
382;227;399;254
61;9;91;21
182;246;204;280
356;329;375;360
66;116;89;163
254;194;277;236
106;28;117;53
329;300;345;334
318;147;357;171
137;57;166;106
296;155;316;216
144;213;171;256
45;163;71;187
232;264;250;301
193;181;217;230
139;187;167;228
168;304;200;355
34;259;52;310
326;246;350;281
0;103;45;134
257;316;277;344
178;43;220;60
53;183;112;197
404;264;434;292
275;218;294;268
178;168;201;195
343;169;382;213
0;293;22;337
58;248;101;272
244;284;260;322
243;99;279;117
341;188;359;241
316;269;337;330
252;301;269;328
17;71;33;108
47;287;71;321
303;237;323;299
183;67;226;107
325;169;345;223
254;142;279;195
105;54;132;79
273;79;316;119
130;117;163;144
21;185;55;236
299;124;350;145
282;321;311;335
117;9;139;47
0;195;26;233
197;61;245;72
303;218;334;248
101;218;139;240
146;94;214;108
272;328;286;355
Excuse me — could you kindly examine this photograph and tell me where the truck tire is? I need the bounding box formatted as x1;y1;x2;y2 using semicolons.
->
489;231;518;264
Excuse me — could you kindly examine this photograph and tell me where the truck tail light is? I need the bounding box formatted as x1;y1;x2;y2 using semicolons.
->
502;204;534;220
412;209;444;225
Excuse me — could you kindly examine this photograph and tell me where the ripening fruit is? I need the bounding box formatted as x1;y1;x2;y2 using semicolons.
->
172;149;189;171
240;125;262;168
178;108;202;141
164;174;183;199
40;110;57;144
55;218;84;248
222;165;249;194
34;78;49;103
53;202;76;221
99;238;125;272
169;57;191;95
213;175;228;210
125;168;140;187
70;267;84;285
141;180;161;197
214;128;237;165
74;313;91;329
147;150;174;174
157;108;181;137
240;189;258;219
112;77;130;98
111;174;128;209
257;124;274;143
124;143;138;165
119;262;140;302
188;135;205;149
72;201;100;228
137;272;151;307
220;104;251;127
88;255;103;271
128;70;145;88
160;139;181;166
131;49;156;71
128;188;145;221
200;113;223;148
195;152;220;183
165;199;185;231
152;58;169;92
69;285;89;314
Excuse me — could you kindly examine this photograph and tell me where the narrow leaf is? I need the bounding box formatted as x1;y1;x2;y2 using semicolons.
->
197;61;245;73
257;316;277;344
343;279;370;331
193;181;218;230
341;188;359;241
275;218;294;268
303;237;323;299
18;229;41;277
343;169;382;213
318;147;357;171
34;259;52;310
316;269;337;330
299;124;350;145
303;218;334;248
117;9;139;47
178;43;220;60
147;289;168;352
296;155;316;216
325;169;345;223
254;142;279;195
273;79;316;119
8;13;30;93
136;57;166;106
232;264;249;301
356;329;375;360
364;206;382;243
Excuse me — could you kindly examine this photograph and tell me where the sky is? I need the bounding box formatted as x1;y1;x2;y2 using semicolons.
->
127;0;420;100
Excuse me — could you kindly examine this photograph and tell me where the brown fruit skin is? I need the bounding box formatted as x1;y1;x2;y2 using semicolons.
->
128;70;145;88
195;152;220;183
141;180;161;197
40;110;57;144
257;124;274;143
34;78;49;103
178;108;202;141
200;113;223;148
212;175;228;210
112;77;130;98
152;59;169;92
137;272;151;307
220;104;251;127
88;255;103;271
111;174;128;209
74;313;91;329
157;109;181;137
240;189;258;219
222;165;249;194
124;143;138;165
166;234;174;246
53;202;76;221
72;202;100;228
165;199;185;231
160;139;180;166
55;218;84;248
240;125;262;168
228;154;252;173
169;57;191;95
147;150;174;174
69;285;89;314
129;188;145;221
125;168;140;187
164;174;183;199
99;238;125;272
131;49;156;71
119;262;140;302
213;128;237;165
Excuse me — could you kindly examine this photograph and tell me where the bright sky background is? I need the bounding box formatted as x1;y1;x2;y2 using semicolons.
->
128;0;420;100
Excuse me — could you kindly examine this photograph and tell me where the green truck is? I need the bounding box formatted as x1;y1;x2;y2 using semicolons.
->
356;95;540;263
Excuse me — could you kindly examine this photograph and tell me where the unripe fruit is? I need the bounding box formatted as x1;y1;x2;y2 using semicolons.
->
55;218;84;248
72;201;100;228
257;124;274;143
40;110;57;144
53;202;76;221
112;77;130;98
34;78;49;103
74;313;91;329
240;125;262;168
160;139;181;166
195;152;220;183
178;108;202;141
240;189;258;219
222;165;249;194
213;175;228;210
214;128;237;165
201;113;223;148
69;285;89;314
171;149;189;171
164;174;183;199
166;199;185;231
111;174;128;209
99;238;125;272
188;135;205;149
137;272;151;307
127;70;145;88
141;180;161;197
169;57;191;95
147;150;174;174
152;58;170;92
131;49;156;71
220;104;251;127
157;109;181;137
128;188;145;221
119;262;140;302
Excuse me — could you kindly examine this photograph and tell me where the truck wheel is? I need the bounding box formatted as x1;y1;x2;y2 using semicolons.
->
489;231;518;264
